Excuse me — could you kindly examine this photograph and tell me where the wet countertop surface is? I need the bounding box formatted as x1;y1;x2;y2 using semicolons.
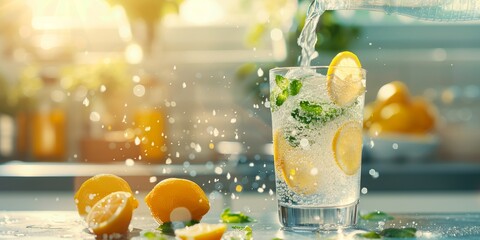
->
1;211;480;239
1;192;480;239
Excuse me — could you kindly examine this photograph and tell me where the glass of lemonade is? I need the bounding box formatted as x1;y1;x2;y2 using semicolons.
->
269;61;366;231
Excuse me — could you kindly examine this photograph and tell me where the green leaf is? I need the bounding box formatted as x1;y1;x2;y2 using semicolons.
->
359;231;382;239
275;89;289;107
275;75;290;90
360;211;395;221
221;208;254;223
291;102;344;125
157;220;199;234
300;101;322;115
143;231;168;240
289;79;302;96
380;228;417;238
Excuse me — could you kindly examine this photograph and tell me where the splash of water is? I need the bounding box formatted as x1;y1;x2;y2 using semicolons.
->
298;0;324;66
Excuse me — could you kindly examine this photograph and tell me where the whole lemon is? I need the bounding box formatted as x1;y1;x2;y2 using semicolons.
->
145;178;210;224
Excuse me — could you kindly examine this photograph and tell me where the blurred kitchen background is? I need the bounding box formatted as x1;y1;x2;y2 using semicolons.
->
0;0;479;193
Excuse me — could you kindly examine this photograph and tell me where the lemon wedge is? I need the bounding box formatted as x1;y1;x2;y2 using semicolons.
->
86;191;134;236
273;130;320;195
175;223;227;240
327;51;365;107
332;121;363;175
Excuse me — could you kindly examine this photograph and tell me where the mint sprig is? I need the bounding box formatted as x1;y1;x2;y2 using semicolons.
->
360;211;395;221
221;208;254;223
272;75;302;107
291;101;344;125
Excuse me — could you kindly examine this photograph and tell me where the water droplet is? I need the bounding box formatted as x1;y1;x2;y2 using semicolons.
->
268;189;274;196
134;137;141;145
166;158;172;164
82;97;90;107
133;84;146;97
226;173;231;180
257;188;264;193
230;118;237;123
213;128;219;137
300;138;309;148
89;112;101;122
125;158;135;166
310;168;318;176
257;68;264;77
361;187;368;194
182;82;187;88
392;143;399;150
100;85;107;92
369;169;380;179
149;176;157;183
214;167;223;175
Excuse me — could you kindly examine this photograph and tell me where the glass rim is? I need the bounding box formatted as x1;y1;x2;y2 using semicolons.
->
270;65;366;73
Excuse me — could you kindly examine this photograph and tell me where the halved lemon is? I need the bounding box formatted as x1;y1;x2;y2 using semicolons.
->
332;121;363;175
175;223;227;240
327;51;365;107
273;130;320;195
86;191;133;236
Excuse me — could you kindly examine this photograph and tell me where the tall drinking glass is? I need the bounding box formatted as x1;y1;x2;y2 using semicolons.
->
269;66;366;231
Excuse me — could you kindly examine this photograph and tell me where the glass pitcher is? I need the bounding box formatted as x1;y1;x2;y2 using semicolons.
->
322;0;480;21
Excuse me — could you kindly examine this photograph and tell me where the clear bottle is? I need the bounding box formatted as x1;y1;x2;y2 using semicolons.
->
133;75;167;163
324;0;480;21
31;74;67;161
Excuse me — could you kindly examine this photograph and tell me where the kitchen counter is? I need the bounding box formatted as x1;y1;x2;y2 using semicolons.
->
1;192;480;239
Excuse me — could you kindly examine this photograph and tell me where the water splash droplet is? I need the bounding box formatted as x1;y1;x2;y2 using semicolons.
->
125;158;135;166
82;98;90;107
149;176;157;183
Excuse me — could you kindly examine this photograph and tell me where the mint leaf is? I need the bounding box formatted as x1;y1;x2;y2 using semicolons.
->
275;75;289;90
291;102;344;125
380;228;417;238
275;89;289;107
300;101;322;115
360;211;395;221
359;231;382;239
157;220;199;234
289;79;302;96
221;208;254;223
143;231;168;240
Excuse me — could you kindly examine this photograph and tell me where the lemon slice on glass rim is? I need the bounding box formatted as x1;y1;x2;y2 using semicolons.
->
326;51;365;107
332;121;363;175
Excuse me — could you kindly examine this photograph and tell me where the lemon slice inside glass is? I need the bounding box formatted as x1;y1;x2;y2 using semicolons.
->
273;130;320;195
175;223;227;240
332;121;363;175
86;191;133;236
327;51;365;107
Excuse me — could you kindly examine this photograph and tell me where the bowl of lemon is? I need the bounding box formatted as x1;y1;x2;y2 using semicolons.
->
363;81;439;162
